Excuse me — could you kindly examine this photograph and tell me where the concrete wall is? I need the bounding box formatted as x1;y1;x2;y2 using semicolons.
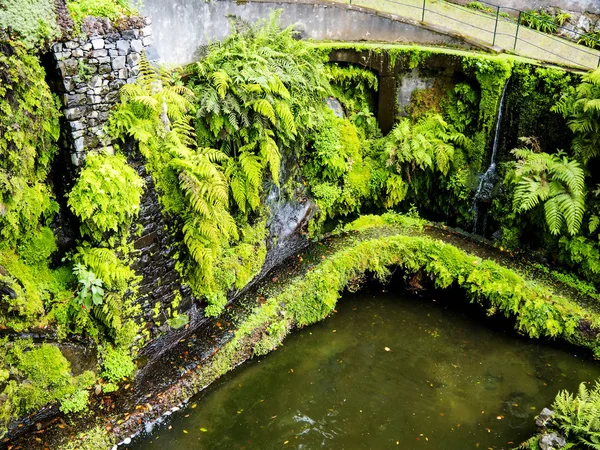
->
142;0;478;66
449;0;599;14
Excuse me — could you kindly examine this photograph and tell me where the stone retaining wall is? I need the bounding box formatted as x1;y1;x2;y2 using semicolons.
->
51;17;156;166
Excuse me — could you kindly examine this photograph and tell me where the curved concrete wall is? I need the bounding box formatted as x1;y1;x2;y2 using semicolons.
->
449;0;599;14
141;0;479;66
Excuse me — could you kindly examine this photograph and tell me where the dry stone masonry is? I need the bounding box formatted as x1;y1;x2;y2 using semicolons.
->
51;17;157;165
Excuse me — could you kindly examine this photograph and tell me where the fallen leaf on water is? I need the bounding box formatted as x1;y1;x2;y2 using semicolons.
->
183;430;188;434
496;415;504;420
191;403;197;409
284;441;289;445
384;347;391;352
200;427;208;432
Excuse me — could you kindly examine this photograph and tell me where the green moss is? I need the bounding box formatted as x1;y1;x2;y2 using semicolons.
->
0;41;61;250
17;226;57;265
0;248;74;332
0;0;60;48
100;345;136;384
0;340;95;438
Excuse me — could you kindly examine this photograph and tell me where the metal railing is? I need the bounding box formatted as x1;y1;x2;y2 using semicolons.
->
346;0;600;69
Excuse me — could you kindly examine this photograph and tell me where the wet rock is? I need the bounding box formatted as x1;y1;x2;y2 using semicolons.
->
536;407;555;427
539;432;566;450
0;282;17;300
325;97;345;118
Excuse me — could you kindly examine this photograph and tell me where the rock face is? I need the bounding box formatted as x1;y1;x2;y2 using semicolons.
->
50;17;157;166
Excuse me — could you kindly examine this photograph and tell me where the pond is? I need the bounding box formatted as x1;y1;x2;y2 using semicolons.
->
129;288;600;449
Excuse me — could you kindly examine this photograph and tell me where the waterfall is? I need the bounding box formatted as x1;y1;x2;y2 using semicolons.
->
472;80;510;235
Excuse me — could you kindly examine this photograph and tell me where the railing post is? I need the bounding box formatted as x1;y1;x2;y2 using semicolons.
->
422;0;426;21
597;54;600;68
514;11;522;50
492;6;500;46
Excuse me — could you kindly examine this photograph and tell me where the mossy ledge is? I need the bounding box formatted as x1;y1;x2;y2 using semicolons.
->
43;216;600;450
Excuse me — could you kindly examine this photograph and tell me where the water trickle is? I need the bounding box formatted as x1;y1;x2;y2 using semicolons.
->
472;81;510;235
261;154;315;277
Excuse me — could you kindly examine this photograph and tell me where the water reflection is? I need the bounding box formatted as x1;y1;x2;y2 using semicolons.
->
130;290;600;449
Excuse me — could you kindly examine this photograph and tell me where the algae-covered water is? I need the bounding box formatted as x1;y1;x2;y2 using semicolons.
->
129;290;600;449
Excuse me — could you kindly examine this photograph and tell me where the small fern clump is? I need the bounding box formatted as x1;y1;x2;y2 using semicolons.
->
381;114;467;208
68;150;145;242
551;382;600;448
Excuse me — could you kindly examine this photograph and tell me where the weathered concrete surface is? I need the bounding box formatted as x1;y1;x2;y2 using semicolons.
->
449;0;599;14
397;68;436;114
142;0;482;66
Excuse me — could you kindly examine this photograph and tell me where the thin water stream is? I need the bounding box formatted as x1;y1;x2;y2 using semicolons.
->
129;289;600;449
473;81;510;235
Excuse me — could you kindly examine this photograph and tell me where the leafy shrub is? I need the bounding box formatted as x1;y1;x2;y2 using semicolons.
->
73;263;104;309
68;151;145;242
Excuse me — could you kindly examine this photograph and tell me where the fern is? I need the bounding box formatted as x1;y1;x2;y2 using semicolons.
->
511;148;585;235
108;55;239;303
552;382;600;448
188;11;331;215
551;68;600;163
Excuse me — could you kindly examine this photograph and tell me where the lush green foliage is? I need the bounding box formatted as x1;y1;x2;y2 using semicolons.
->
187;12;330;214
69;151;145;241
550;382;600;448
553;69;600;163
0;339;94;437
0;0;60;48
510;147;585;236
0;41;60;249
109;55;266;316
67;0;135;32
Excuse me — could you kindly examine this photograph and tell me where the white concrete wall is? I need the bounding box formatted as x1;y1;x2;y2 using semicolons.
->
141;0;475;66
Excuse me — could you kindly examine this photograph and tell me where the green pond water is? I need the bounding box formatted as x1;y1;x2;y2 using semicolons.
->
129;289;600;449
